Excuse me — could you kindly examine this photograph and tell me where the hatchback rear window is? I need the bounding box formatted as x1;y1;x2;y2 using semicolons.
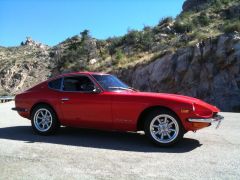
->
48;78;62;90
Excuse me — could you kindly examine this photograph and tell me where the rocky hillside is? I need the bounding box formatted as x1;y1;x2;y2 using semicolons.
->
0;38;52;95
0;0;240;111
116;33;240;112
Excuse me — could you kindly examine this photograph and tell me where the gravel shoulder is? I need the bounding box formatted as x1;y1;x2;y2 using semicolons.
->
0;102;240;180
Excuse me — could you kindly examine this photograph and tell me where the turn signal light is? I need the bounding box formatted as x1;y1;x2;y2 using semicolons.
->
181;109;190;114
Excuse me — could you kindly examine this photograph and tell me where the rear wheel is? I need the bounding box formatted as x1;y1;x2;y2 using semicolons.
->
31;105;60;135
144;109;184;146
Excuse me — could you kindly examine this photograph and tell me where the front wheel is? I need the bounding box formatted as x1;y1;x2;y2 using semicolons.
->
31;105;60;135
144;110;184;147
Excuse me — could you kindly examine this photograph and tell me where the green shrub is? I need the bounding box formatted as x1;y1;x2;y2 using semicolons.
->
223;21;240;33
191;31;209;41
212;0;222;10
158;17;174;26
179;11;192;20
80;29;90;40
140;31;154;51
212;0;234;7
115;49;124;61
112;49;125;66
123;30;141;45
173;21;194;33
107;37;123;56
143;26;151;31
198;12;210;26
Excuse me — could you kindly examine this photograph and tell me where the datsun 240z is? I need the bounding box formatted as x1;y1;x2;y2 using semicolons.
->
12;72;224;146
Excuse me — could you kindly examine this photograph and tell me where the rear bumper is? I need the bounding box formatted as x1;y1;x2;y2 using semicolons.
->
189;115;224;129
12;107;28;112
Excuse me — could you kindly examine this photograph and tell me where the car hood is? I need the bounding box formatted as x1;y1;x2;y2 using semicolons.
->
132;91;220;112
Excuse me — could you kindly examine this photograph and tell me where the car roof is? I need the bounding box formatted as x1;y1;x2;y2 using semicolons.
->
47;71;109;81
62;71;108;76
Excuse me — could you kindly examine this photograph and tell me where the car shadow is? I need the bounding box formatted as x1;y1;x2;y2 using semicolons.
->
0;126;202;153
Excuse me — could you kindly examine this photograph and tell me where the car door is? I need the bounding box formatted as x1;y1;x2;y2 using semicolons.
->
59;75;112;129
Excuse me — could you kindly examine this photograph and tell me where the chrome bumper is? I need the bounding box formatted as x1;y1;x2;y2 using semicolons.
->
12;107;28;112
189;115;224;129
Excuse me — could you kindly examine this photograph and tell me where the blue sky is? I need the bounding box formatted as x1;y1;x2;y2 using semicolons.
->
0;0;185;47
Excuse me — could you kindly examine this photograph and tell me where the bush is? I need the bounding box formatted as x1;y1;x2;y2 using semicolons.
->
223;21;240;33
122;29;154;51
115;49;124;61
123;30;141;45
173;21;194;33
107;37;123;56
191;31;209;41
80;29;90;40
140;31;154;51
112;49;125;65
198;12;210;26
158;17;173;26
212;0;234;7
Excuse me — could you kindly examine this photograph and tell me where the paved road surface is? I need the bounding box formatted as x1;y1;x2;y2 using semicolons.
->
0;102;240;179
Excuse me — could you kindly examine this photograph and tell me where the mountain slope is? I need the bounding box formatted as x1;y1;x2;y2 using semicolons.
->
0;0;240;111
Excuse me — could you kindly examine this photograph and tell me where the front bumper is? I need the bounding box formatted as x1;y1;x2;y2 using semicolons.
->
189;115;224;129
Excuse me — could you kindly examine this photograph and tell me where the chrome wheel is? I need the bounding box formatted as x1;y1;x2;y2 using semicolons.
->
33;108;53;132
150;114;179;144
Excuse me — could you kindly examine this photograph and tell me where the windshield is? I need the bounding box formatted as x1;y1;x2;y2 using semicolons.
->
92;74;130;91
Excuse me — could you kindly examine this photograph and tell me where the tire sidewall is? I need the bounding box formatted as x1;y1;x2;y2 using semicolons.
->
144;109;184;147
31;105;59;135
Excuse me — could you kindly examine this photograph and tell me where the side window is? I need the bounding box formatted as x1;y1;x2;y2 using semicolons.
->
48;78;62;90
63;76;95;92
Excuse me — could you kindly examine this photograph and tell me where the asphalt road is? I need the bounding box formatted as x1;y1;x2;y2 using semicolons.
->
0;102;240;180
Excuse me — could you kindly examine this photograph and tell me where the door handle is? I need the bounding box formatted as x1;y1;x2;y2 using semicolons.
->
61;98;69;101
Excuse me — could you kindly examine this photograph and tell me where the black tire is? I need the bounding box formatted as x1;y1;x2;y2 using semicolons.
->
31;104;60;135
144;109;184;147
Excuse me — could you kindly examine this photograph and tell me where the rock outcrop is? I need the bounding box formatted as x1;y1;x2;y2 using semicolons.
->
182;0;213;12
116;33;240;112
0;45;51;95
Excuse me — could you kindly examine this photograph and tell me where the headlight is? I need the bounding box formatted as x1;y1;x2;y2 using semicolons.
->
192;103;212;117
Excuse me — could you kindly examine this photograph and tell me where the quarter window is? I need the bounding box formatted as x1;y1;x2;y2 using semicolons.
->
48;78;62;90
63;76;95;92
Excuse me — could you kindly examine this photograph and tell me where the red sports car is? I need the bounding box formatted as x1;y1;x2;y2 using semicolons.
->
13;72;223;146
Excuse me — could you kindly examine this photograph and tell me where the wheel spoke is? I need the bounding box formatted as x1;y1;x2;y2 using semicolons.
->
153;130;160;135
166;132;171;139
169;128;176;132
157;119;161;124
164;117;167;123
38;120;43;125
160;133;164;140
168;122;174;127
45;110;49;116
40;111;45;117
37;117;43;122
